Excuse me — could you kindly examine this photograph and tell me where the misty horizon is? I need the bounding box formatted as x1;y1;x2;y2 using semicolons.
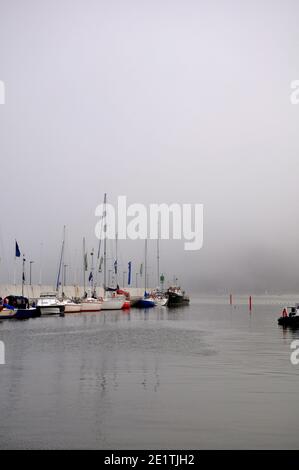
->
1;0;299;294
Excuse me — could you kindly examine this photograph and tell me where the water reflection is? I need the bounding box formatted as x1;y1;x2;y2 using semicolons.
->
1;300;299;449
280;324;299;340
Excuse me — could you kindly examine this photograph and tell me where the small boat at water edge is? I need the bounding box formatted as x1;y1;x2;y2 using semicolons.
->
166;286;190;307
0;307;38;320
0;296;39;320
278;305;299;327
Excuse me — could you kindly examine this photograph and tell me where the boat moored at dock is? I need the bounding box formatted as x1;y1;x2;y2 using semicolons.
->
0;295;39;320
149;289;168;306
101;296;125;310
80;297;102;312
134;240;155;309
101;290;125;310
0;307;38;320
62;299;82;313
134;294;156;309
36;292;65;316
166;286;190;307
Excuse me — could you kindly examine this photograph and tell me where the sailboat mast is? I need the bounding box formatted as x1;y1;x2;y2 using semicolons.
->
144;238;147;293
157;220;160;289
83;237;86;296
13;257;16;287
91;248;94;294
115;231;118;287
56;225;65;293
61;225;66;297
22;255;25;297
103;193;107;290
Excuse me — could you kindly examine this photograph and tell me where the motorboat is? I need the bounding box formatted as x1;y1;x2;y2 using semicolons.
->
0;307;38;320
0;295;39;320
166;286;190;307
36;292;65;316
278;305;299;327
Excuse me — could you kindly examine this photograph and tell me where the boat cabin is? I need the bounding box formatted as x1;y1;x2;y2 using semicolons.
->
3;295;29;309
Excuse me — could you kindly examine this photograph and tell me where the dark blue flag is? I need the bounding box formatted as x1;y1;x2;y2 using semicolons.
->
89;271;93;282
15;241;21;258
114;260;117;274
128;261;132;286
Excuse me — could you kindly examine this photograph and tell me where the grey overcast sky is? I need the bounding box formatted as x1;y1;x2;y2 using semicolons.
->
0;0;299;293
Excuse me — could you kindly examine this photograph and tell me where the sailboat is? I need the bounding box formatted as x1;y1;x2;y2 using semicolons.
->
100;193;125;310
36;229;65;316
81;295;102;312
101;293;125;310
80;238;102;312
150;222;168;306
54;226;82;313
134;239;155;309
62;299;82;313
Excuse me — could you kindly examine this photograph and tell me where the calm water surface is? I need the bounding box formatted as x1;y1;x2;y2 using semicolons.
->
0;296;299;449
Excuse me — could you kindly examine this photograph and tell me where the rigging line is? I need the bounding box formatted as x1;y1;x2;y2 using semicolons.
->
56;226;65;292
0;225;11;284
96;197;105;260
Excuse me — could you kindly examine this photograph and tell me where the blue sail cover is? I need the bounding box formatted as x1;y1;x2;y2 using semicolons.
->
128;262;132;285
15;241;21;257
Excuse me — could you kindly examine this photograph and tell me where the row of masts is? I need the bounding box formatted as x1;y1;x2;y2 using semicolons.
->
14;194;173;296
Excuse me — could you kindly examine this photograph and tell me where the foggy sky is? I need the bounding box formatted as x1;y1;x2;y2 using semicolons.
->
0;0;299;293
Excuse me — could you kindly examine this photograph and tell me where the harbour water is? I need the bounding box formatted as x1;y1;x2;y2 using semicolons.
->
0;296;299;449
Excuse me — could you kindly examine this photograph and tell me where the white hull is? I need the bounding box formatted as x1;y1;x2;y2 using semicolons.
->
101;298;125;310
81;301;102;312
39;306;63;315
64;304;82;313
37;292;64;315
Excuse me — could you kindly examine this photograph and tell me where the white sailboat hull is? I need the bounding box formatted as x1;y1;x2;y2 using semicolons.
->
101;298;125;310
81;301;102;312
64;303;82;313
